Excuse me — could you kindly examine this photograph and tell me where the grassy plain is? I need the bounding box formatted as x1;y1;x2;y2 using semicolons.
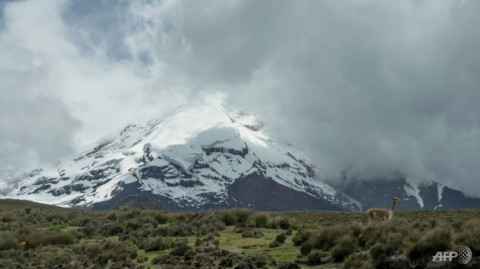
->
0;199;479;268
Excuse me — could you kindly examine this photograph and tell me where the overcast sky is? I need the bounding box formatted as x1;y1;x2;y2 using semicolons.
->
1;0;479;195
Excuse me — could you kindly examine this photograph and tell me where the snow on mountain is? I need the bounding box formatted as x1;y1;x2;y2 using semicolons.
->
338;177;480;211
0;104;359;211
403;181;424;208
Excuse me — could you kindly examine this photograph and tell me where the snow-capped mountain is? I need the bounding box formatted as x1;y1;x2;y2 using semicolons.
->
335;177;480;211
0;104;360;211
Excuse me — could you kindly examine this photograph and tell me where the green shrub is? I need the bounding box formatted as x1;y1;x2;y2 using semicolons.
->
300;225;344;255
168;222;191;236
189;212;225;235
278;217;290;229
292;227;311;246
275;233;287;244
45;212;67;224
331;235;356;262
75;239;137;266
140;237;173;251
241;228;263;238
269;241;280;248
1;212;16;222
173;213;190;223
406;226;452;263
100;224;124;236
0;232;18;250
349;222;365;238
369;243;388;269
169;241;191;256
220;211;238;226
278;261;301;269
41;247;78;268
343;253;373;269
124;209;141;219
16;225;35;238
28;232;76;248
237;253;276;268
0;259;23;269
307;250;324;265
246;213;270;228
71;214;92;227
125;219;143;231
81;222;98;237
360;219;409;248
219;252;239;267
268;216;290;229
455;219;480;255
106;212;117;221
154;213;169;224
226;208;254;225
385;232;403;254
428;219;439;229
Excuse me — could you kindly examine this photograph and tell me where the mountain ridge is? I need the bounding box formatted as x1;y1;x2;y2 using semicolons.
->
0;104;360;211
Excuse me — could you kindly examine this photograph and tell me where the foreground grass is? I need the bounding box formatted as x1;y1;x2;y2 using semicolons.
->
217;226;298;262
0;199;479;268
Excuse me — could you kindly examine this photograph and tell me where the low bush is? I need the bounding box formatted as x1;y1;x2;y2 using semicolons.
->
343;253;373;269
154;213;169;224
189;212;225;235
219;252;239;267
100;223;124;236
384;232;403;255
269;241;280;248
278;261;301;269
41;247;78;269
237;253;276;268
169;241;191;256
349;222;365;238
268;216;290;229
241;228;263;238
292;227;310;246
168;222;192;236
81;222;98;237
0;232;18;251
300;225;344;255
246;213;270;228
369;243;388;269
406;226;452;263
455;219;480;255
275;233;287;244
27;231;76;248
331;235;356;262
140;237;173;251
75;239;138;266
0;212;16;223
125;219;143;231
307;250;324;265
220;211;238;226
226;208;254;225
106;212;117;221
45;212;67;224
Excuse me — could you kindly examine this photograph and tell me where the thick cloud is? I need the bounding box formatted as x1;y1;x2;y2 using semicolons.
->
1;0;480;195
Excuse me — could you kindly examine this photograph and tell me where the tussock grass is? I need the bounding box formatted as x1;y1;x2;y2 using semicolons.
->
0;199;479;268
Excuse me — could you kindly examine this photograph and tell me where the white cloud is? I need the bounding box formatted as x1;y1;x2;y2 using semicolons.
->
1;0;480;196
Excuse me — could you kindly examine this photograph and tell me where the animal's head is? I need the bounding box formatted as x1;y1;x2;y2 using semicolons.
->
392;197;401;204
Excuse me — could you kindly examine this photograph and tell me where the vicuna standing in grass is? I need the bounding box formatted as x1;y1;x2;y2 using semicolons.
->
366;197;401;223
